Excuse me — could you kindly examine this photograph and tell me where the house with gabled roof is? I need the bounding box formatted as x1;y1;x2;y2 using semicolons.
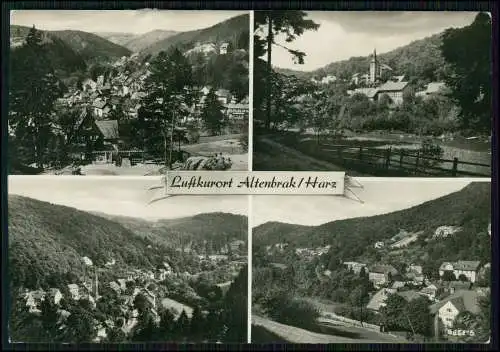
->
368;264;399;286
439;261;481;283
376;81;411;105
430;290;481;330
366;288;396;312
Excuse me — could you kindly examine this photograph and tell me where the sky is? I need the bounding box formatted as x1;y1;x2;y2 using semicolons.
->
8;176;248;220
261;11;479;71
10;10;247;34
252;178;488;227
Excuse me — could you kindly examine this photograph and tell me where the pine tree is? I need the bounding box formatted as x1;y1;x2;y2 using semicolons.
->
141;48;194;166
189;306;205;340
201;88;227;136
9;25;64;168
175;310;190;339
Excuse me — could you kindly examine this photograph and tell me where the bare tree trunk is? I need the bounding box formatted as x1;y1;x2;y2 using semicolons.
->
169;111;175;167
163;131;168;169
265;15;273;130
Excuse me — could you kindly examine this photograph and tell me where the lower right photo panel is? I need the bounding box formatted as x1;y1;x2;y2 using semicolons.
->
251;178;491;344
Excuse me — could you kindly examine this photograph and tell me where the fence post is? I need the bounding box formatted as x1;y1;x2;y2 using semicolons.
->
399;150;404;169
414;151;420;175
385;147;392;170
359;146;363;161
452;157;458;177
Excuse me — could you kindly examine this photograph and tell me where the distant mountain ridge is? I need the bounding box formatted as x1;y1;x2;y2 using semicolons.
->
140;13;249;57
10;24;131;65
253;182;490;264
275;32;448;83
8;195;247;290
99;211;248;253
96;29;179;53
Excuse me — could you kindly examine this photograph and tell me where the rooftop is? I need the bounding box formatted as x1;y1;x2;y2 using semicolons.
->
95;120;119;140
378;81;409;92
429;290;481;315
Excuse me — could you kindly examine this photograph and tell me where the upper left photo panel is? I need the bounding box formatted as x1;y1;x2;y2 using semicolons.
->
8;10;250;176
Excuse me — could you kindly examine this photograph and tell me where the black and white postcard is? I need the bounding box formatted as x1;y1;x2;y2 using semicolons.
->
251;179;491;343
8;177;248;343
252;11;491;177
8;10;250;176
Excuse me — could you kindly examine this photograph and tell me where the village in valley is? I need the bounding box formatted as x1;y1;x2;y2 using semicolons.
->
18;245;247;342
9;12;250;176
253;12;491;177
254;224;491;343
251;181;491;344
9;186;249;343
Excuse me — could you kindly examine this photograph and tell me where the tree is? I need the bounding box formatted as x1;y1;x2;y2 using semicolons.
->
255;11;320;129
475;295;491;342
405;296;433;338
158;308;176;338
380;294;408;331
441;12;491;134
141;48;193;167
190;306;205;339
442;270;457;282
61;299;96;342
201;88;227;135
458;274;469;282
349;285;370;326
106;326;127;342
9;25;64;168
175;310;190;338
133;293;153;315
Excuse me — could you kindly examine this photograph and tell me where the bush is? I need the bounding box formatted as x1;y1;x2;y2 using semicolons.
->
262;292;320;330
418;138;444;170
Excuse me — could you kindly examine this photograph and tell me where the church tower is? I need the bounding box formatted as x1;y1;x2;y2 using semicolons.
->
369;48;378;84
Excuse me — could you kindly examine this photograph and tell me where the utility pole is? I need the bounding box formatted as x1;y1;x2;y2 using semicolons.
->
405;311;416;340
169;110;175;168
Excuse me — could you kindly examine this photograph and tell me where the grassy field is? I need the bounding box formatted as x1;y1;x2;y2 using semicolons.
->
161;298;194;319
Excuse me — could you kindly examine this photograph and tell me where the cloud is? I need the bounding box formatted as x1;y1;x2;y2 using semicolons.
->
267;11;478;71
8;177;248;220
10;10;247;34
308;11;478;36
252;179;475;226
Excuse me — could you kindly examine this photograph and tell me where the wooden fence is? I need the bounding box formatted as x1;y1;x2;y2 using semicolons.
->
320;312;380;331
90;150;191;166
317;143;491;177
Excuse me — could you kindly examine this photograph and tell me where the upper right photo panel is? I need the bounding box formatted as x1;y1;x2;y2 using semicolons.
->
253;11;492;177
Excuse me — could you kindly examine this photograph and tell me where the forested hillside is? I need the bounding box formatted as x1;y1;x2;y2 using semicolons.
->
141;14;249;57
8;196;247;291
11;25;131;66
254;182;491;268
276;33;450;85
99;212;248;254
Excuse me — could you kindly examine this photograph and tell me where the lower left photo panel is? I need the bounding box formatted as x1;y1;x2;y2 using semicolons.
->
7;176;249;344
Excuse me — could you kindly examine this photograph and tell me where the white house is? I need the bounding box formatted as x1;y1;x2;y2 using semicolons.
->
374;241;385;249
220;42;229;55
49;288;63;305
430;290;480;330
419;284;439;301
433;225;462;239
343;261;368;274
67;284;81;300
439;261;481;283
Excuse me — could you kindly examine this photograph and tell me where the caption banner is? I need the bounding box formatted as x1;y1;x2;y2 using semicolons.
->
162;171;346;195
